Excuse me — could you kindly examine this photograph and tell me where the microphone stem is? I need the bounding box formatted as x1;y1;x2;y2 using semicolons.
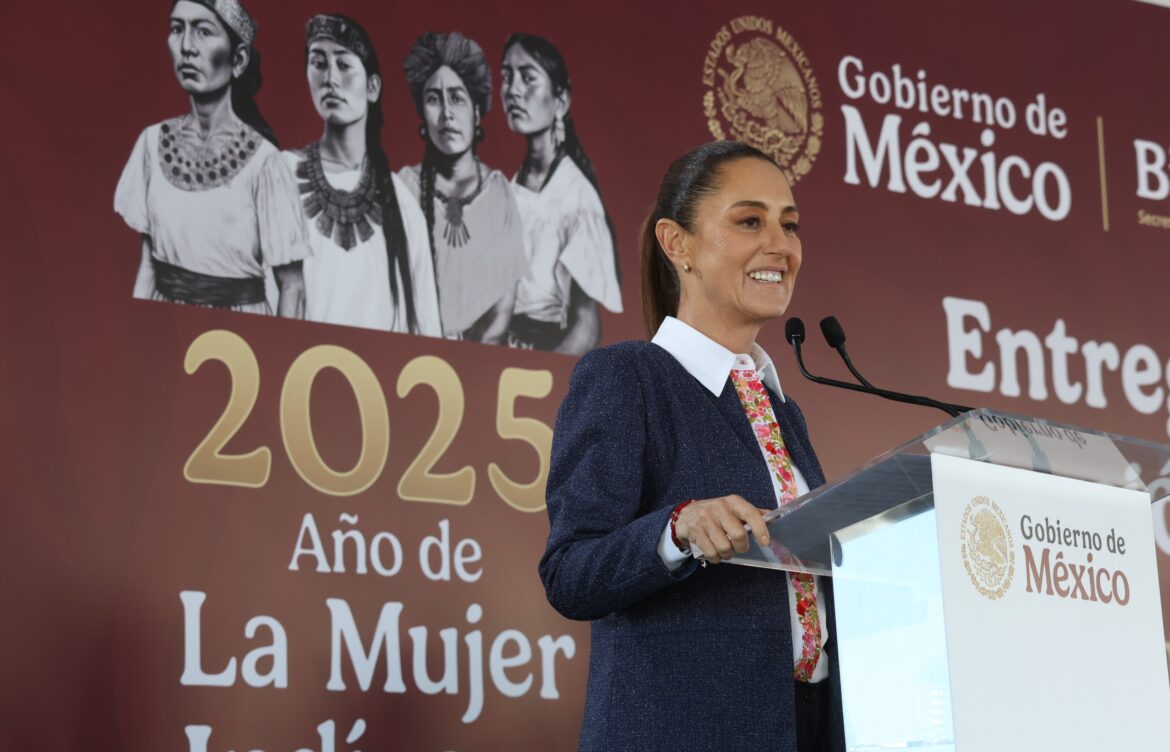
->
793;340;961;415
837;345;875;389
834;345;971;416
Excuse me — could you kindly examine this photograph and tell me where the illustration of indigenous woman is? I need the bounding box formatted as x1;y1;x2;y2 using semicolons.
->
277;15;441;334
114;0;309;316
501;33;623;354
398;32;528;344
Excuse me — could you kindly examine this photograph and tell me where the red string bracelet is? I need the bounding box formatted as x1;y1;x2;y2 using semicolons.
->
669;499;697;554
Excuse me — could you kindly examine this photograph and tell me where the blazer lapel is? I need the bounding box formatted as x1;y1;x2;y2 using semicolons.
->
713;378;767;460
705;380;784;507
771;391;825;489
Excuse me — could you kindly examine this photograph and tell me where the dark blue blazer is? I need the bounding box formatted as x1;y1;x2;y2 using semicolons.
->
540;341;845;752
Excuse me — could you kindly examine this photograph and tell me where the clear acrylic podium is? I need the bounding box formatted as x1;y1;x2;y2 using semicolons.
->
731;408;1170;752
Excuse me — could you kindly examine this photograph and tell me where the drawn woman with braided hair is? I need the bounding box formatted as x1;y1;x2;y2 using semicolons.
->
274;14;440;334
398;31;527;344
501;33;623;354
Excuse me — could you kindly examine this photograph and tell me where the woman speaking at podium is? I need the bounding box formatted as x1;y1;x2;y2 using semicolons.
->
539;141;844;752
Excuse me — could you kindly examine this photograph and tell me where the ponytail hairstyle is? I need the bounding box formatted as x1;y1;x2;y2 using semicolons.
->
403;32;493;254
306;14;419;333
641;141;779;338
176;0;278;146
502;33;620;281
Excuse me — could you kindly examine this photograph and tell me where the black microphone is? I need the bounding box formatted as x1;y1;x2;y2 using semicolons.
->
785;317;966;417
817;316;973;417
785;317;805;347
819;316;873;389
794;316;990;461
786;317;900;401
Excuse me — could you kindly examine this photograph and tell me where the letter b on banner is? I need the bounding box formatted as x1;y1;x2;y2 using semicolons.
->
1135;139;1170;200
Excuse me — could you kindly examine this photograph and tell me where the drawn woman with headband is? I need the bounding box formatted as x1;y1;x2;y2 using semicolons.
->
114;0;310;316
276;15;440;334
501;33;623;354
398;31;528;344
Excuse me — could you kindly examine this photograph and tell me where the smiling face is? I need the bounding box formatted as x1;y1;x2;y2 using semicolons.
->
422;65;477;156
307;40;377;127
500;43;564;135
168;1;241;96
665;157;802;333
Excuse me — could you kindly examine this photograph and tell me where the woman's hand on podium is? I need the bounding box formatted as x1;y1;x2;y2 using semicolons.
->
674;495;771;564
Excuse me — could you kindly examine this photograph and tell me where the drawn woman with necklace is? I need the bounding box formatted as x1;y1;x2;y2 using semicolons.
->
398;31;527;344
276;15;440;334
115;0;310;316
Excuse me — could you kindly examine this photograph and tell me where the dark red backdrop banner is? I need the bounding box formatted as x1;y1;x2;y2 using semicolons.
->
3;1;1169;749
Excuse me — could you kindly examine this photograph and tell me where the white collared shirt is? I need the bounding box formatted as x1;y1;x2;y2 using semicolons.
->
651;316;829;683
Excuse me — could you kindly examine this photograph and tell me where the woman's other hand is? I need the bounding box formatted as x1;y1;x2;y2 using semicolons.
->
674;495;771;563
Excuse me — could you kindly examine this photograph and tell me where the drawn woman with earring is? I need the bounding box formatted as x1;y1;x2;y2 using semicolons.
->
398;31;527;344
501;33;622;354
